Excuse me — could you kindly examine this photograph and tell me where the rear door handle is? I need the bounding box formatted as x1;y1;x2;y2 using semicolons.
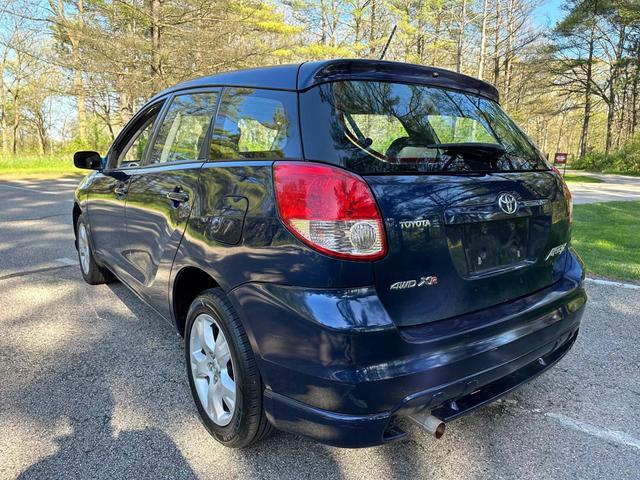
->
166;190;190;203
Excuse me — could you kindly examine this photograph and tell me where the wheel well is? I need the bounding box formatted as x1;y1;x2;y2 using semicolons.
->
173;267;219;337
72;203;81;243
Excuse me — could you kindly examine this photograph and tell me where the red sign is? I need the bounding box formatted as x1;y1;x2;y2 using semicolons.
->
554;153;568;164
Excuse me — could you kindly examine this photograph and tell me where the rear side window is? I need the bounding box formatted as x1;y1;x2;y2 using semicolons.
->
209;88;301;160
147;91;220;165
300;81;549;174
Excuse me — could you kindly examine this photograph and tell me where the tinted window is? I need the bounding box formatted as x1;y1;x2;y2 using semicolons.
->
147;91;220;165
209;88;301;160
112;103;162;169
301;81;549;174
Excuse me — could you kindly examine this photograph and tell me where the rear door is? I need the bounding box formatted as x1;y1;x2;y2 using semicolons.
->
122;90;221;313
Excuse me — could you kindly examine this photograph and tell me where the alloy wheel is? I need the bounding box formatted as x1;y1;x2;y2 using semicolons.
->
78;223;90;275
189;313;237;426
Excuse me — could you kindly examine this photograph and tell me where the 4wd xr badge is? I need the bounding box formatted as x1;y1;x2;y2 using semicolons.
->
390;276;438;290
545;243;567;261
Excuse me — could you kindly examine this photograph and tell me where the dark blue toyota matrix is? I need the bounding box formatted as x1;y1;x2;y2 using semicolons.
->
72;59;587;448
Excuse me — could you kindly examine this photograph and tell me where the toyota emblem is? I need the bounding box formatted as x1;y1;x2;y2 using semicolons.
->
498;193;518;214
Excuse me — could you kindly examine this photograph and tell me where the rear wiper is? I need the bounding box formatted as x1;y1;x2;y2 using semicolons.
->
425;142;506;154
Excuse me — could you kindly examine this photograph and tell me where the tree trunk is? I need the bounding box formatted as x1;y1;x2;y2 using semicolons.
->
37;116;47;155
119;91;135;125
478;0;489;79
579;21;596;159
556;112;567;154
12;96;20;155
320;0;328;46
605;97;615;156
354;2;361;48
631;61;639;136
493;0;501;85
330;0;337;48
605;24;626;156
503;0;514;106
73;66;85;142
617;78;627;149
0;51;7;154
369;0;376;56
71;0;85;143
150;0;163;91
456;0;467;73
433;10;441;65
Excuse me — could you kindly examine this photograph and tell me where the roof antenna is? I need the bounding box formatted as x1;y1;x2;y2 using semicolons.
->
379;24;397;60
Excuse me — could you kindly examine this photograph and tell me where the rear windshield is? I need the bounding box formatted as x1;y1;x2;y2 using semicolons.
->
300;81;550;174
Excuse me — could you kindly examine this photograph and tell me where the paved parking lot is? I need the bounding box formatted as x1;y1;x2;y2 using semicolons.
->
564;170;640;204
0;178;639;480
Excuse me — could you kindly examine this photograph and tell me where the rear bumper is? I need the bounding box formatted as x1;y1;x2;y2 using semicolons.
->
263;328;579;447
229;251;586;448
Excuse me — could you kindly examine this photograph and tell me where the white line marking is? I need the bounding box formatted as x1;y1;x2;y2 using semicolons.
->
55;257;77;266
546;412;640;451
585;277;640;290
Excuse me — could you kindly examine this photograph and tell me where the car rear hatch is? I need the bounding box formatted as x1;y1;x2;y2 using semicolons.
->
298;70;573;327
366;171;571;326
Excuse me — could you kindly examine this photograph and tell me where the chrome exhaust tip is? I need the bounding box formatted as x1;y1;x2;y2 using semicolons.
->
408;410;446;439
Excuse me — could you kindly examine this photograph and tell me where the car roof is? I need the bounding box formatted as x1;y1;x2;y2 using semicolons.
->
150;59;500;103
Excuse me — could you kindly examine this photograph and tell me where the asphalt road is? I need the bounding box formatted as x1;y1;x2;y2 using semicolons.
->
564;170;640;204
0;177;639;480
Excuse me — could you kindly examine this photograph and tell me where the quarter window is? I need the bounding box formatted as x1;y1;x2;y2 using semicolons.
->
113;103;162;169
147;91;220;165
209;88;301;160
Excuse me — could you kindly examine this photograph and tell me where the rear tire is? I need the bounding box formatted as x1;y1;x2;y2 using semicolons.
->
185;288;273;448
76;214;114;285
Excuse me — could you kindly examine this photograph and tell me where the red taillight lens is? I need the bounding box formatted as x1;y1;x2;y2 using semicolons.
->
552;167;573;225
273;162;387;260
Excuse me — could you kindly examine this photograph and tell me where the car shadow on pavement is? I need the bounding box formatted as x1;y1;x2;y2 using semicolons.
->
2;275;197;479
16;394;198;480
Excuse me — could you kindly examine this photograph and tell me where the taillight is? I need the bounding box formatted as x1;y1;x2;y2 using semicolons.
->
552;166;573;225
273;162;387;261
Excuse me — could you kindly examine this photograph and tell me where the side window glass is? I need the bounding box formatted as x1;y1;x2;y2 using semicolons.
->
147;91;220;165
114;104;162;169
210;88;301;160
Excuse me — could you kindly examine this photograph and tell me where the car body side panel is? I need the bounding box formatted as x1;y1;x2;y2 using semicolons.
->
168;160;376;326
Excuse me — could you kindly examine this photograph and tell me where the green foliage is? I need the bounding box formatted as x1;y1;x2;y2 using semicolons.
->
0;154;81;176
571;136;640;174
562;174;604;183
572;201;640;281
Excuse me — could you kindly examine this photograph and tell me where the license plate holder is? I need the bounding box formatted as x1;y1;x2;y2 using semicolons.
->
463;218;529;274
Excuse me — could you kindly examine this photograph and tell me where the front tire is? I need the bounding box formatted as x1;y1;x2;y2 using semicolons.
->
76;215;113;285
185;288;273;448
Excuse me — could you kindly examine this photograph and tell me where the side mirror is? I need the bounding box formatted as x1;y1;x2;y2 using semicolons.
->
74;151;103;170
